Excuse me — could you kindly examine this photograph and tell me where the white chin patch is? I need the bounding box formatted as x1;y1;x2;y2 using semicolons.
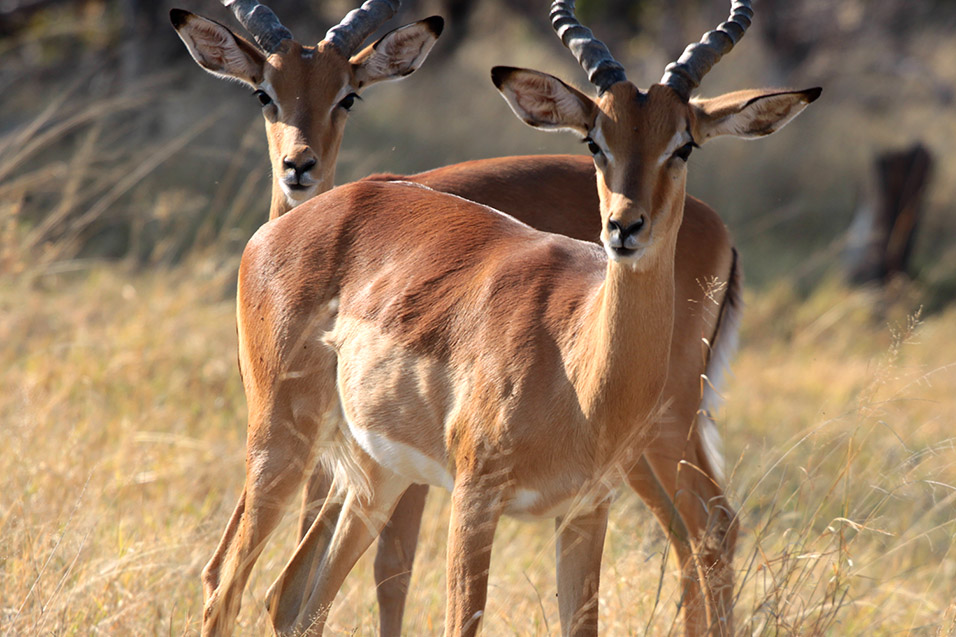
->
603;243;646;265
282;184;317;205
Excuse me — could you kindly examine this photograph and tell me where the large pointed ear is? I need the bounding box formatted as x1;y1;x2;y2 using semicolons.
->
170;9;266;87
692;87;822;143
350;16;444;88
491;66;597;137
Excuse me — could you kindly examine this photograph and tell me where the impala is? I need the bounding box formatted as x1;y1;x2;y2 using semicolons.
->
200;0;820;634
171;0;443;221
172;0;442;631
178;2;750;633
173;1;739;633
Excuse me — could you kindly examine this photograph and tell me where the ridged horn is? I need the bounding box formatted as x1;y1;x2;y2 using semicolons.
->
324;0;400;55
660;0;753;100
221;0;293;53
550;0;627;93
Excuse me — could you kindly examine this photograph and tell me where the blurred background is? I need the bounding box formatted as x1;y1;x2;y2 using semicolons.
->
2;0;954;298
3;1;956;635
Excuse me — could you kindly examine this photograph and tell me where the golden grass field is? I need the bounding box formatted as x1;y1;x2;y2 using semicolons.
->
3;1;956;635
3;262;954;635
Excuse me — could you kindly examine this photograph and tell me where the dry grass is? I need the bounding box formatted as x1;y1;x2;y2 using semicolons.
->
2;264;954;635
3;3;955;634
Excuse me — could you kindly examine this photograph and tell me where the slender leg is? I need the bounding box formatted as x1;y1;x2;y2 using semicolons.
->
268;454;412;636
201;402;318;637
202;488;246;606
624;213;738;637
554;501;610;637
375;483;429;637
627;411;737;637
297;464;428;637
445;473;503;637
268;475;348;629
298;463;333;540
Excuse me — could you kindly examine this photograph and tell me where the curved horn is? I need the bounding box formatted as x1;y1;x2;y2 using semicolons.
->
550;0;627;93
660;0;753;100
221;0;293;53
324;0;400;56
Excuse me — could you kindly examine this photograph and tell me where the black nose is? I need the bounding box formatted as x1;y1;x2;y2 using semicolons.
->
283;157;317;176
607;217;645;238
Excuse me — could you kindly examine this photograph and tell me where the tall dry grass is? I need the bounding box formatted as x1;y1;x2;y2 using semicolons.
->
3;2;956;634
3;265;955;635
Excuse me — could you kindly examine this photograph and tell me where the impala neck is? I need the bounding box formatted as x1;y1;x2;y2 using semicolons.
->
571;228;679;446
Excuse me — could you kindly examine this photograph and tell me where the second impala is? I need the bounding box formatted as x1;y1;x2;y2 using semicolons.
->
198;0;820;634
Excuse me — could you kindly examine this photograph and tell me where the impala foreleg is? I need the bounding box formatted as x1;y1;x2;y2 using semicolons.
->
555;500;610;637
445;471;505;637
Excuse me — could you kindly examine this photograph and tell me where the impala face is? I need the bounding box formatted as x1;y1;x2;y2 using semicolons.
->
253;41;355;205
588;83;694;267
172;7;443;218
493;69;698;271
494;64;819;273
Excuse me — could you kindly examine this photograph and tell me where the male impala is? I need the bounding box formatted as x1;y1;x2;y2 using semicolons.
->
177;2;751;633
171;0;443;221
200;0;819;633
172;0;442;630
174;1;744;633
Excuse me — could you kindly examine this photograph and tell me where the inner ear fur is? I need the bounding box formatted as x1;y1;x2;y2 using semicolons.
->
692;87;822;142
491;66;597;136
350;17;444;88
171;10;265;87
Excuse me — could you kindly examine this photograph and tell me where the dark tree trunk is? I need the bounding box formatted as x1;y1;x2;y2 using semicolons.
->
845;143;933;285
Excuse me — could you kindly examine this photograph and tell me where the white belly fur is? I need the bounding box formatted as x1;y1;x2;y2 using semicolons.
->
347;425;454;491
329;315;614;520
329;315;456;490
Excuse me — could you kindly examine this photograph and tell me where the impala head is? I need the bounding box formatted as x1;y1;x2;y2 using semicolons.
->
172;1;443;218
494;0;820;269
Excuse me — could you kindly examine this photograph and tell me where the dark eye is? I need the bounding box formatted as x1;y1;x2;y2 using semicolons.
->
338;92;360;111
673;141;696;162
253;89;272;107
583;137;601;156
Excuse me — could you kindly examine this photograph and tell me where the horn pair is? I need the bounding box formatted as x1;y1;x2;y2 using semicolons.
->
550;0;753;99
221;0;399;55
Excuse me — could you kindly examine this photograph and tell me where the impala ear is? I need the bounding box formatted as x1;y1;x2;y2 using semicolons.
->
350;16;444;88
692;87;822;143
171;9;265;87
491;66;597;137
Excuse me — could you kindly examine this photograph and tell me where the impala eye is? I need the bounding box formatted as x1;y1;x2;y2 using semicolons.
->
253;89;272;107
673;141;697;162
338;92;360;111
583;137;602;156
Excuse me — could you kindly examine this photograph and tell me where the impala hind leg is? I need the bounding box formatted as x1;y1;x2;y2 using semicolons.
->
268;455;412;636
628;416;737;637
201;401;319;637
297;463;333;540
375;483;429;636
555;501;610;637
296;466;428;637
